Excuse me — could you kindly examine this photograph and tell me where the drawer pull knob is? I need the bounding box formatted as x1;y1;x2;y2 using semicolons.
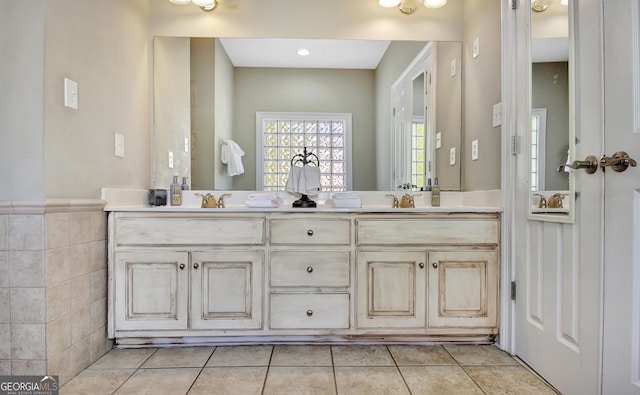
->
419;262;425;269
307;266;314;273
306;310;313;317
193;263;199;269
307;229;314;236
432;262;438;268
179;263;185;270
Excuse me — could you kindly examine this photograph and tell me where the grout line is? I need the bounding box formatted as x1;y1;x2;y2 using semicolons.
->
387;345;415;395
184;346;217;394
330;346;338;395
259;345;275;395
442;345;488;395
108;348;159;395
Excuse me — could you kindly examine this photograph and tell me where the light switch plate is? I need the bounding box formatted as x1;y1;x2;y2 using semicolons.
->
473;36;480;59
436;132;442;149
64;78;78;110
184;137;189;153
450;58;457;77
493;102;502;127
472;139;479;160
449;147;456;165
114;133;125;157
168;151;174;169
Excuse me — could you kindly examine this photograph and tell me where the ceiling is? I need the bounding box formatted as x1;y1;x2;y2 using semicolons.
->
218;38;391;69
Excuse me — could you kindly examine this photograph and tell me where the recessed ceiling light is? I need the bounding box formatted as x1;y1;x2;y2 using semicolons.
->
297;48;310;56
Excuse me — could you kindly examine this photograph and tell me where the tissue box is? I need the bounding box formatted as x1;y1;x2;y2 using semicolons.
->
148;189;167;206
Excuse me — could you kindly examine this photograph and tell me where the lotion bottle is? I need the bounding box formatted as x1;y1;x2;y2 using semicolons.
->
431;177;440;207
170;176;182;206
181;177;190;191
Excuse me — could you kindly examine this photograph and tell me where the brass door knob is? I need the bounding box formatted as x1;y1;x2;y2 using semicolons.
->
600;151;637;172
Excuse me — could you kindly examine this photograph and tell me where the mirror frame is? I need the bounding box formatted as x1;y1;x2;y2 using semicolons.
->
527;0;575;224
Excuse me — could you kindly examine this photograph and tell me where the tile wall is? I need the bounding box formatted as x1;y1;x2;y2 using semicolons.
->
0;205;111;385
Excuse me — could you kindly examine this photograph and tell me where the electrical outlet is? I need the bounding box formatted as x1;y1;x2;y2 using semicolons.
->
168;151;174;169
449;147;456;165
473;36;480;59
184;137;189;153
493;102;502;127
114;133;124;157
436;132;442;149
64;78;78;110
472;139;479;160
450;58;456;77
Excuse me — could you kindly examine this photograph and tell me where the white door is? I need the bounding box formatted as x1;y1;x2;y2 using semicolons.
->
511;1;604;393
601;0;640;392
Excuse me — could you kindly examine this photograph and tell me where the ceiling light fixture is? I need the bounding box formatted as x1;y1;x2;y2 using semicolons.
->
380;0;446;14
297;48;310;56
169;0;217;11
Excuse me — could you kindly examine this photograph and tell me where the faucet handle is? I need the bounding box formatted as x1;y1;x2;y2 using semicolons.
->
217;193;231;208
385;194;400;208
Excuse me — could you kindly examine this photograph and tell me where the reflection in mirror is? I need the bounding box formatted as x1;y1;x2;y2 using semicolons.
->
529;0;573;219
152;37;463;192
411;72;426;189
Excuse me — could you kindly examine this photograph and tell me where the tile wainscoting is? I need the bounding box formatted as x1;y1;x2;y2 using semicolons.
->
0;199;112;385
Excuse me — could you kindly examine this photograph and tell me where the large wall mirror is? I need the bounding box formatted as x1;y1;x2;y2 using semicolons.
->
528;0;574;222
152;37;463;192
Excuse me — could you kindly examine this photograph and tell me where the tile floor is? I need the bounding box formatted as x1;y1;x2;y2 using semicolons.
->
60;344;559;395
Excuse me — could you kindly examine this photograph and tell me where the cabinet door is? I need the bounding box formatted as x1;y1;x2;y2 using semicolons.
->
427;250;498;328
114;251;188;331
356;250;427;328
191;251;263;330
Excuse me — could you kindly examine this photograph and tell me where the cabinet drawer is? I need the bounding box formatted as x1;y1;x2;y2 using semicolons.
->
270;293;350;329
116;217;265;246
270;251;350;288
270;219;351;245
356;218;498;245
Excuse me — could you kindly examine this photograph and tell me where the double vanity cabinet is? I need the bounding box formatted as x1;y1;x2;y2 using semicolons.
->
107;208;500;345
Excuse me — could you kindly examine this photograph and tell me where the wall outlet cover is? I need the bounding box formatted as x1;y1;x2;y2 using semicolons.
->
115;133;125;157
493;102;502;127
449;147;456;165
473;36;480;59
184;137;189;153
168;151;174;169
450;58;457;77
472;139;479;161
436;132;442;149
64;78;78;110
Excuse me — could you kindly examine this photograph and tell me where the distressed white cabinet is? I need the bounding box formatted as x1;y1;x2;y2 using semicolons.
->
191;250;263;330
114;251;189;331
427;250;498;328
356;250;427;328
108;210;500;342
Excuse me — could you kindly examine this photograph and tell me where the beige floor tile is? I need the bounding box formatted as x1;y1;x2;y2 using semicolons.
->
444;345;519;365
388;345;457;365
331;345;394;367
334;366;409;395
206;345;272;367
188;366;267;395
60;368;135;395
113;367;200;395
464;365;558;395
400;365;484;394
271;345;332;367
263;366;335;395
88;348;157;370
141;346;215;368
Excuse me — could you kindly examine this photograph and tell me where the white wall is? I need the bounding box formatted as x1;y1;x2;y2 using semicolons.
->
213;38;235;189
0;1;46;201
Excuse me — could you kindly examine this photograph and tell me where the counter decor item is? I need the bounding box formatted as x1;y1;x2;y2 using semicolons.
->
286;147;321;208
170;175;182;206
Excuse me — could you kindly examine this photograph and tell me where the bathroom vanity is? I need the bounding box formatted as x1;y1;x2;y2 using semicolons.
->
106;193;501;346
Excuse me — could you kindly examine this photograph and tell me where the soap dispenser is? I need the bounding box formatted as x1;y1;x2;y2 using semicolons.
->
170;176;182;206
181;177;190;191
431;177;440;207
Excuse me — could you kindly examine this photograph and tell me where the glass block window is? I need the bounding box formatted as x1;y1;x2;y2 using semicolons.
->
256;112;352;192
411;120;425;188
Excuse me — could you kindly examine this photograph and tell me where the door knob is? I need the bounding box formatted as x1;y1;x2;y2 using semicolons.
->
193;262;199;269
599;151;637;172
556;155;599;174
179;263;185;270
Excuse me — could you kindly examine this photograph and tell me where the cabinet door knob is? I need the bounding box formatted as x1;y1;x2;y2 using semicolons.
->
419;262;425;269
193;263;199;269
307;266;314;273
179;263;185;270
306;310;313;316
432;262;438;268
307;229;314;236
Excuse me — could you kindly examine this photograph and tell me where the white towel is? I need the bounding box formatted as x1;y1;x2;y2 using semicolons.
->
246;193;281;208
287;165;321;194
286;166;303;193
220;140;245;176
303;166;321;194
331;192;361;208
